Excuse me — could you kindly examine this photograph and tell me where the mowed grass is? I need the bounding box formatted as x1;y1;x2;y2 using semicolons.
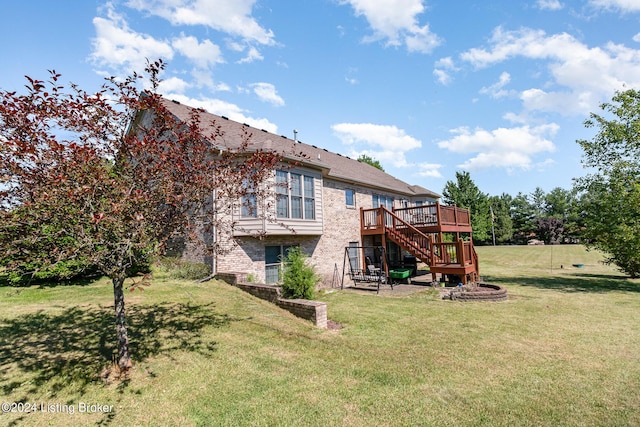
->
1;245;639;426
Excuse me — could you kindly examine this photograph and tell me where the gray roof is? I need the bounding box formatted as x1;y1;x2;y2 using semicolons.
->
160;97;441;199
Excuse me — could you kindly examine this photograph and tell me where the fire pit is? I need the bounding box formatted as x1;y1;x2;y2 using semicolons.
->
444;283;508;302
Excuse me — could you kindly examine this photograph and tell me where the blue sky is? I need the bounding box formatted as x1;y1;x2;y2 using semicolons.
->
3;0;640;197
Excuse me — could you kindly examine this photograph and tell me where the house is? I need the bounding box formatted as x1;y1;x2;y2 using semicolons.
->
154;98;478;286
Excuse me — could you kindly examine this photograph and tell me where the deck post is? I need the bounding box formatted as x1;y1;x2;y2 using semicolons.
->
458;238;466;266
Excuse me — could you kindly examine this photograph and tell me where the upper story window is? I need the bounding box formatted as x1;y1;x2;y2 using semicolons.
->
372;194;394;210
276;170;315;219
241;178;257;218
345;189;355;207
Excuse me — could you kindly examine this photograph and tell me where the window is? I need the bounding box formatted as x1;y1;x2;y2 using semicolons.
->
241;178;257;218
372;194;394;210
275;170;315;220
276;170;289;218
345;189;355;207
265;245;296;284
241;194;257;217
304;176;315;218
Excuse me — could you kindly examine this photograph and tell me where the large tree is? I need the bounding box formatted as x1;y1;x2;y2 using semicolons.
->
0;61;281;370
576;89;640;277
357;154;384;171
488;193;513;245
442;171;491;243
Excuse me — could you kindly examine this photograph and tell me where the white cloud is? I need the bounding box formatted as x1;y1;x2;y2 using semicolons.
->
172;35;224;68
250;83;285;106
332;122;422;168
479;72;513;98
237;46;264;63
437;124;558;171
460;26;640;115
536;0;563;10
341;0;442;53
433;56;458;85
157;76;190;93
416;163;443;178
433;69;452;85
161;93;279;133
126;0;275;45
90;5;174;73
589;0;640;12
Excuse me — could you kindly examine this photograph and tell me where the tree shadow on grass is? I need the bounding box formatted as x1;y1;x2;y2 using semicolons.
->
0;302;235;401
490;272;640;293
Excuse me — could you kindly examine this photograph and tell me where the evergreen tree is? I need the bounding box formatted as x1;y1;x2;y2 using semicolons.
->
442;171;491;243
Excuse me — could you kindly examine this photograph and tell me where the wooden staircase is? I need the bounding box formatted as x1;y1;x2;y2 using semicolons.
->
360;204;480;284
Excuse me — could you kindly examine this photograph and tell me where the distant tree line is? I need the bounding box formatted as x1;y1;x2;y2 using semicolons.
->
442;171;584;246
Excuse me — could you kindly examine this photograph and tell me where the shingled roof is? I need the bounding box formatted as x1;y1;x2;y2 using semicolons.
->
160;97;441;199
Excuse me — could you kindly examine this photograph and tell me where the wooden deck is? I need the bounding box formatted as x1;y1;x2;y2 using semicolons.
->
360;203;479;284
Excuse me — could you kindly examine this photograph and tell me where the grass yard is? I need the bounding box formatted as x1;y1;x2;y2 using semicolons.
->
1;245;639;426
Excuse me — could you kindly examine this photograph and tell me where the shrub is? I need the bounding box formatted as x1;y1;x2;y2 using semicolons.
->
157;257;212;281
280;247;319;299
0;258;99;286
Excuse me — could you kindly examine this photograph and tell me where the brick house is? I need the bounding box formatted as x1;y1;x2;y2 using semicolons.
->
154;98;478;286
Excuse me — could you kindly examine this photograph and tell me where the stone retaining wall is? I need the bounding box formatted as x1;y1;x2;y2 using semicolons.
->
215;272;328;329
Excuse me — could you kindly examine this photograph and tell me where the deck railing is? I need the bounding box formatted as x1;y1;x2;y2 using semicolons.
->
439;204;471;226
392;202;471;228
430;239;475;267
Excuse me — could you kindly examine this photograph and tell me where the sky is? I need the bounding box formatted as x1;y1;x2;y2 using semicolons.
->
2;0;640;197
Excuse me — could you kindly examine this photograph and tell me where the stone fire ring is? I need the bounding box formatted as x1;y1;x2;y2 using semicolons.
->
446;283;508;302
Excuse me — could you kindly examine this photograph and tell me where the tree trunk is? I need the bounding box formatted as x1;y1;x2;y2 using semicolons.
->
113;276;133;371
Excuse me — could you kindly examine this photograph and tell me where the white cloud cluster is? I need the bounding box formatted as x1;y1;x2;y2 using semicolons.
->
437;124;558;172
341;0;441;53
460;26;640;116
536;0;563;10
416;163;443;178
433;57;458;85
479;72;513;99
90;1;282;106
125;0;275;45
171;34;224;69
589;0;640;12
91;6;174;74
250;83;285;107
331;122;422;168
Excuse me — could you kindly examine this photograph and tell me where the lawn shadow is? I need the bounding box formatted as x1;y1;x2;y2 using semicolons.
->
0;302;235;401
490;272;640;293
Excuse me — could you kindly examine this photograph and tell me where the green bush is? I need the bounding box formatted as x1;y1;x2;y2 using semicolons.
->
0;258;99;286
157;257;212;280
280;247;319;299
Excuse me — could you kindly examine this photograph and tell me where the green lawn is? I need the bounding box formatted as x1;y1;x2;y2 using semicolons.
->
1;245;639;426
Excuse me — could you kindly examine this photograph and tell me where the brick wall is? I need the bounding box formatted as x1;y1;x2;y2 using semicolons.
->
185;176;420;288
215;272;328;328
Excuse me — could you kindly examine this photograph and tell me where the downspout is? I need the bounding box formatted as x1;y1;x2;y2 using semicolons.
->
212;188;217;275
